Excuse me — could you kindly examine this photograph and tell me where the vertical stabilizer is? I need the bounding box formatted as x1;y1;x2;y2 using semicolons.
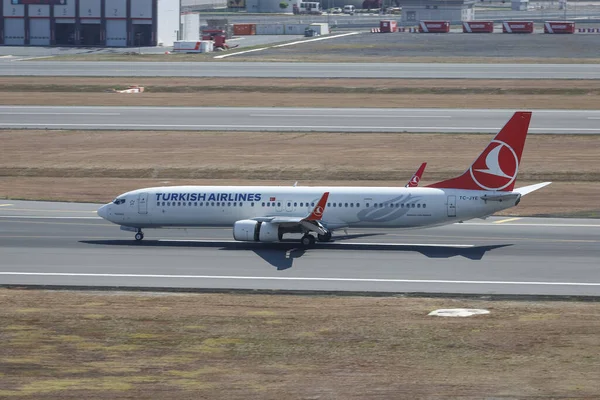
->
428;111;532;192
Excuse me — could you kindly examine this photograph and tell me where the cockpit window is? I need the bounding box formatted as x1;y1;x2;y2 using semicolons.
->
112;198;126;205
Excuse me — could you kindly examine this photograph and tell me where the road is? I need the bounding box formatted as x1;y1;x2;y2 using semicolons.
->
1;106;599;133
2;61;600;79
1;200;600;297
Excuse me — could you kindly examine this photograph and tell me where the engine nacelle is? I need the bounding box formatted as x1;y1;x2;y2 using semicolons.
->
232;220;279;242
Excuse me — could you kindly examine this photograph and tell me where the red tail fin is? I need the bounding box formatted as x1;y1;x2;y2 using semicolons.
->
428;111;532;192
306;192;329;221
406;162;427;188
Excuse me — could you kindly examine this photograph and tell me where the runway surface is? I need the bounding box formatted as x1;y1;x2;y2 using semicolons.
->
2;106;600;133
1;200;600;296
2;61;600;79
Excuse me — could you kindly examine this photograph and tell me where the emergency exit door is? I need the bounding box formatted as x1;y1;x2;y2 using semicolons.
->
447;195;456;217
138;193;148;214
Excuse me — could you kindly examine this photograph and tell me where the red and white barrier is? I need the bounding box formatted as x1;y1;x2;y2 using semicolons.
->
502;21;534;33
544;21;575;34
371;28;380;33
419;21;450;33
380;20;398;33
463;21;494;33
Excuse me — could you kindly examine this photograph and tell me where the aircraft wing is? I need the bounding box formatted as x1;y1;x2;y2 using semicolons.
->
253;192;330;234
406;162;427;187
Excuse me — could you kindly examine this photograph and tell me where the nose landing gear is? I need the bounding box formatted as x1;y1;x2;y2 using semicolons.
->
134;229;144;241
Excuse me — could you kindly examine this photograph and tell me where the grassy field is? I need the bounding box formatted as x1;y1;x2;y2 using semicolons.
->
1;289;600;399
1;77;599;108
1;130;599;217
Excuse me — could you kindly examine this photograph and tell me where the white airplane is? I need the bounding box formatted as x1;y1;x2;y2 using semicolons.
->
97;111;551;246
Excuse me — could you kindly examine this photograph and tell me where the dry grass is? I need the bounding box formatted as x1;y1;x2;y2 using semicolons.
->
1;289;600;399
1;77;599;108
1;130;599;216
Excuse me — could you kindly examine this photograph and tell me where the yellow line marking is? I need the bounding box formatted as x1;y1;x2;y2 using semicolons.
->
0;204;14;207
493;217;522;224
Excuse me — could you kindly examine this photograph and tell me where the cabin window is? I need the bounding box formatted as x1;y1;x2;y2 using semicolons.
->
311;203;315;207
350;203;354;208
417;204;421;208
327;202;330;207
300;202;304;207
211;202;215;206
266;203;270;207
332;203;336;207
423;204;426;208
251;202;255;207
288;202;291;207
294;202;298;207
182;202;186;207
356;203;360;207
366;203;370;207
411;203;415;208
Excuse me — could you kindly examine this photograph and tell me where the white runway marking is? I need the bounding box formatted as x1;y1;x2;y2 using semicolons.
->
1;123;598;132
0;112;120;116
2;272;600;287
249;114;453;119
158;239;474;247
0;216;101;219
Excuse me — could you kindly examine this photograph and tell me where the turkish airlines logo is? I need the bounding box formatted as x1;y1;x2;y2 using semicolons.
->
407;175;420;187
469;140;519;190
313;206;324;218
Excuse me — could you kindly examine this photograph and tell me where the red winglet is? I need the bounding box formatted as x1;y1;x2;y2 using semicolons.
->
428;111;532;192
306;192;329;221
406;162;427;188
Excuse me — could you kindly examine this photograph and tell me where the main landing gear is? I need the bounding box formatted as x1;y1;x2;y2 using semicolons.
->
300;231;332;247
300;234;315;247
134;229;144;241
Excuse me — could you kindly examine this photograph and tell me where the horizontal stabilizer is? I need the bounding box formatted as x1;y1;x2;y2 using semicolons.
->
481;193;520;202
513;182;552;196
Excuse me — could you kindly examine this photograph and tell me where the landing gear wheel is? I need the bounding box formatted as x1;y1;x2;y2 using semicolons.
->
317;232;332;242
135;232;144;241
301;234;316;247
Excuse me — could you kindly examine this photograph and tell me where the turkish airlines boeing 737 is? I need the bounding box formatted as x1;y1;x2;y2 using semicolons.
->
97;111;551;246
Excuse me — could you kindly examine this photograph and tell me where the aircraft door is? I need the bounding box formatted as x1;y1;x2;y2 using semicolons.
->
447;195;456;217
285;200;293;212
138;193;149;214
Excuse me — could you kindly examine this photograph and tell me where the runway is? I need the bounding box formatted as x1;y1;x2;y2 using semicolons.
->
2;106;600;133
1;200;600;297
2;61;600;79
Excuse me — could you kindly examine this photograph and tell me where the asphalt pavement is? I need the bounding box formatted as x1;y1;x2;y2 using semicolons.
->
1;106;599;133
1;200;599;297
2;60;600;78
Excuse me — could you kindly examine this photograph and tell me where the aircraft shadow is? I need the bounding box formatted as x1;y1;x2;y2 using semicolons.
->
81;236;511;271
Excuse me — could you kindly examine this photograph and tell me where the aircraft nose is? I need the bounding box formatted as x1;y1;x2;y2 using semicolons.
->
97;204;109;220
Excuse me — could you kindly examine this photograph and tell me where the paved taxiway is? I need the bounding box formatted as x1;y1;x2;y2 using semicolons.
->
2;106;600;133
1;201;599;296
2;61;600;79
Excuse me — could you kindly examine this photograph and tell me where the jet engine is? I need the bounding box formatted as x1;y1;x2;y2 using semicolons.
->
233;220;279;242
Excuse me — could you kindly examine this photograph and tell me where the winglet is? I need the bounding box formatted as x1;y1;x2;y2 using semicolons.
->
306;192;329;221
406;162;427;188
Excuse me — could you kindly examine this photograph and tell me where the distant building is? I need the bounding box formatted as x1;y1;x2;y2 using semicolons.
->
400;0;475;23
1;0;180;47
